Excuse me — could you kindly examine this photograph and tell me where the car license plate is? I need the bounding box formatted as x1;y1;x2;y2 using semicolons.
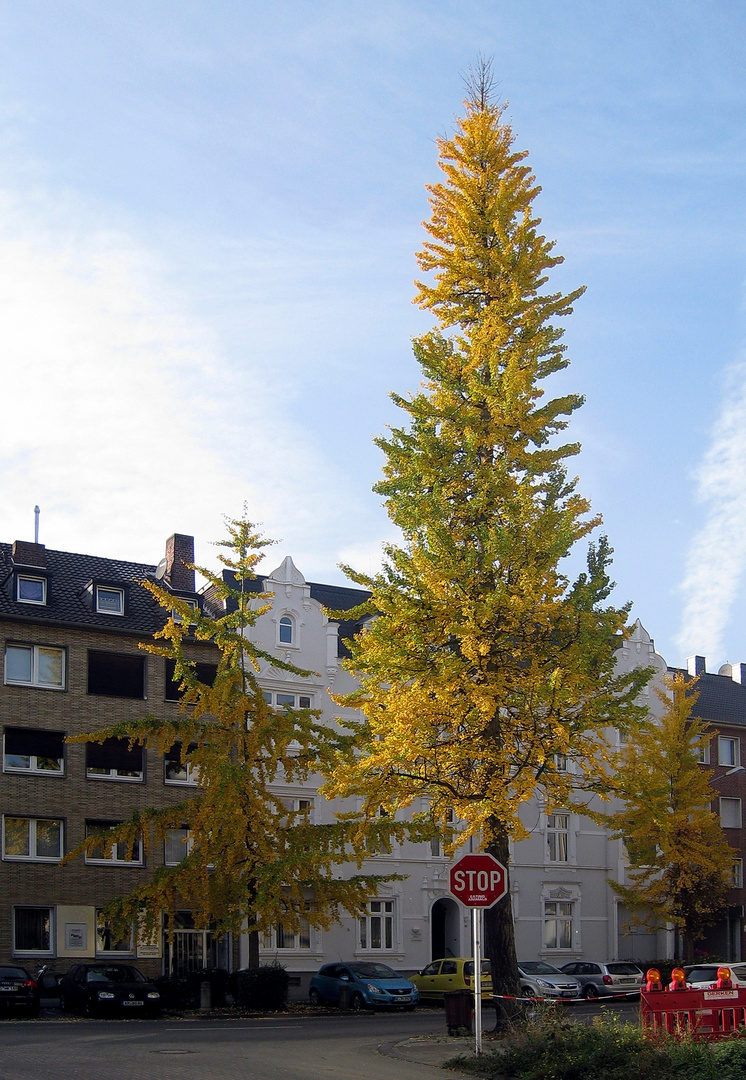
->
122;1000;143;1007
0;987;16;992
561;991;573;997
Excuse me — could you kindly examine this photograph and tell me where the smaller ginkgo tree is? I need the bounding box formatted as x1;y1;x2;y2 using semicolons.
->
65;514;398;961
603;672;734;963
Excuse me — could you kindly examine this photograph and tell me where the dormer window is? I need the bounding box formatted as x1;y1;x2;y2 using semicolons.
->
279;616;294;645
95;586;124;615
16;575;46;606
172;598;198;625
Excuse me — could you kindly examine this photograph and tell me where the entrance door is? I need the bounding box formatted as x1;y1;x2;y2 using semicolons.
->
431;897;460;960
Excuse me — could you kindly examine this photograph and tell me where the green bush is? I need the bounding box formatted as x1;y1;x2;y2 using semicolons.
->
232;962;289;1011
451;1012;746;1080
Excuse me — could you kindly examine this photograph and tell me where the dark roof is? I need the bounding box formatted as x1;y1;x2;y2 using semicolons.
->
0;542;171;636
669;667;746;728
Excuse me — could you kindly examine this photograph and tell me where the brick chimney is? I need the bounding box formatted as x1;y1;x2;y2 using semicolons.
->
11;540;46;568
165;534;195;592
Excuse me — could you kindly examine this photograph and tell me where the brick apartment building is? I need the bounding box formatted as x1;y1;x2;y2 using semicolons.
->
0;532;219;979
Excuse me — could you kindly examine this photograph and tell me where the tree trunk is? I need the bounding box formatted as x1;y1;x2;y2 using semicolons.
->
484;825;521;1031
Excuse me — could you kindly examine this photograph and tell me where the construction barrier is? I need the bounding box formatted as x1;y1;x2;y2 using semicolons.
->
641;987;746;1041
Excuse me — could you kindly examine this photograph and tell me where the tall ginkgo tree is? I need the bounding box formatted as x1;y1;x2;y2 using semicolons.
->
605;673;734;963
324;63;648;1021
66;514;396;964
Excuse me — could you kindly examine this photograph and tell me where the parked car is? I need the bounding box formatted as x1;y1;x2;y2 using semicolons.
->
518;962;580;1000
59;963;161;1017
411;957;493;1000
683;963;746;989
309;962;418;1011
559;961;644;1000
0;965;40;1018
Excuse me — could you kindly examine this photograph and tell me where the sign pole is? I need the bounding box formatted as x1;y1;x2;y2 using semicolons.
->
473;906;482;1055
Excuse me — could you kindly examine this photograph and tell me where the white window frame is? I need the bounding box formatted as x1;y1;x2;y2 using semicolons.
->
13;906;54;955
720;797;742;829
95;586;124;615
3;730;65;775
164;758;200;786
16;574;47;605
171;598;198;625
86;764;143;782
546;812;570;863
543;899;574;950
278;615;294;646
359;899;395;951
2;816;63;862
719;737;741;768
4;644;65;690
698;738;711;765
164;827;193;866
263;918;312;952
264;691;313;710
732;859;744;890
84;822;143;865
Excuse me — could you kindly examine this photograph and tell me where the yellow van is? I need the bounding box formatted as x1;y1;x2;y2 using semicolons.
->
411;957;493;1000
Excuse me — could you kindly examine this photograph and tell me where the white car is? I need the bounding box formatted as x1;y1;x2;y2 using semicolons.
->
518;961;580;1000
683;963;746;989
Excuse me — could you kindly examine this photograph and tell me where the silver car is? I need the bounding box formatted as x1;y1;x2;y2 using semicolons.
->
683;963;746;990
559;961;644;999
518;961;580;1000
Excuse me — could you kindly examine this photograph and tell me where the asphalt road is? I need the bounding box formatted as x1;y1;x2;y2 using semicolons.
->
0;1009;456;1080
0;999;641;1080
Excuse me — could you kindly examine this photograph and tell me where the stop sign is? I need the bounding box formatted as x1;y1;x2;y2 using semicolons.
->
449;853;507;908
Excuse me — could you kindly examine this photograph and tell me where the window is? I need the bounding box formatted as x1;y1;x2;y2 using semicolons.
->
172;598;198;625
85;822;142;864
698;737;711;765
164;828;192;866
95;586;124;615
264;919;311;950
16;574;46;605
87;651;144;698
732;859;744;889
553;753;568;772
720;797;742;829
359;899;394;951
3;728;64;774
280;796;314;822
543;900;573;950
719;737;741;768
86;738;143;781
263;691;313;710
3;817;62;861
278;616;293;645
96;910;134;954
4;644;65;689
164;742;200;785
430;808;454;857
165;659;217;702
546;813;570;862
13;907;53;953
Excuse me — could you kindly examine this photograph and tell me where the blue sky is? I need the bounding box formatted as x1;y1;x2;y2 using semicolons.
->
1;1;745;670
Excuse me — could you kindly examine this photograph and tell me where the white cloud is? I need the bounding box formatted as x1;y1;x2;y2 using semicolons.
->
677;358;746;662
0;183;376;575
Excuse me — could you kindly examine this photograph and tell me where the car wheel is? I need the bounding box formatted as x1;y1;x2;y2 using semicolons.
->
584;985;599;1001
350;993;365;1013
61;994;71;1013
309;988;322;1007
26;1003;40;1019
83;998;95;1017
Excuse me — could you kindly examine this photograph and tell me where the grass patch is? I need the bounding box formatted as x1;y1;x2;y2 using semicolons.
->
450;1011;746;1080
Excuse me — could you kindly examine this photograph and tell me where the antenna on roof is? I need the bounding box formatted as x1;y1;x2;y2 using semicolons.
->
34;506;40;544
155;557;168;581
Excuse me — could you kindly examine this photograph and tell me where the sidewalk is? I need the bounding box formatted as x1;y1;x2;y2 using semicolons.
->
380;1033;480;1071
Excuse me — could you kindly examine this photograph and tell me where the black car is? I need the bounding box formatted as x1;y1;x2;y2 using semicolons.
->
0;966;40;1018
59;963;161;1017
